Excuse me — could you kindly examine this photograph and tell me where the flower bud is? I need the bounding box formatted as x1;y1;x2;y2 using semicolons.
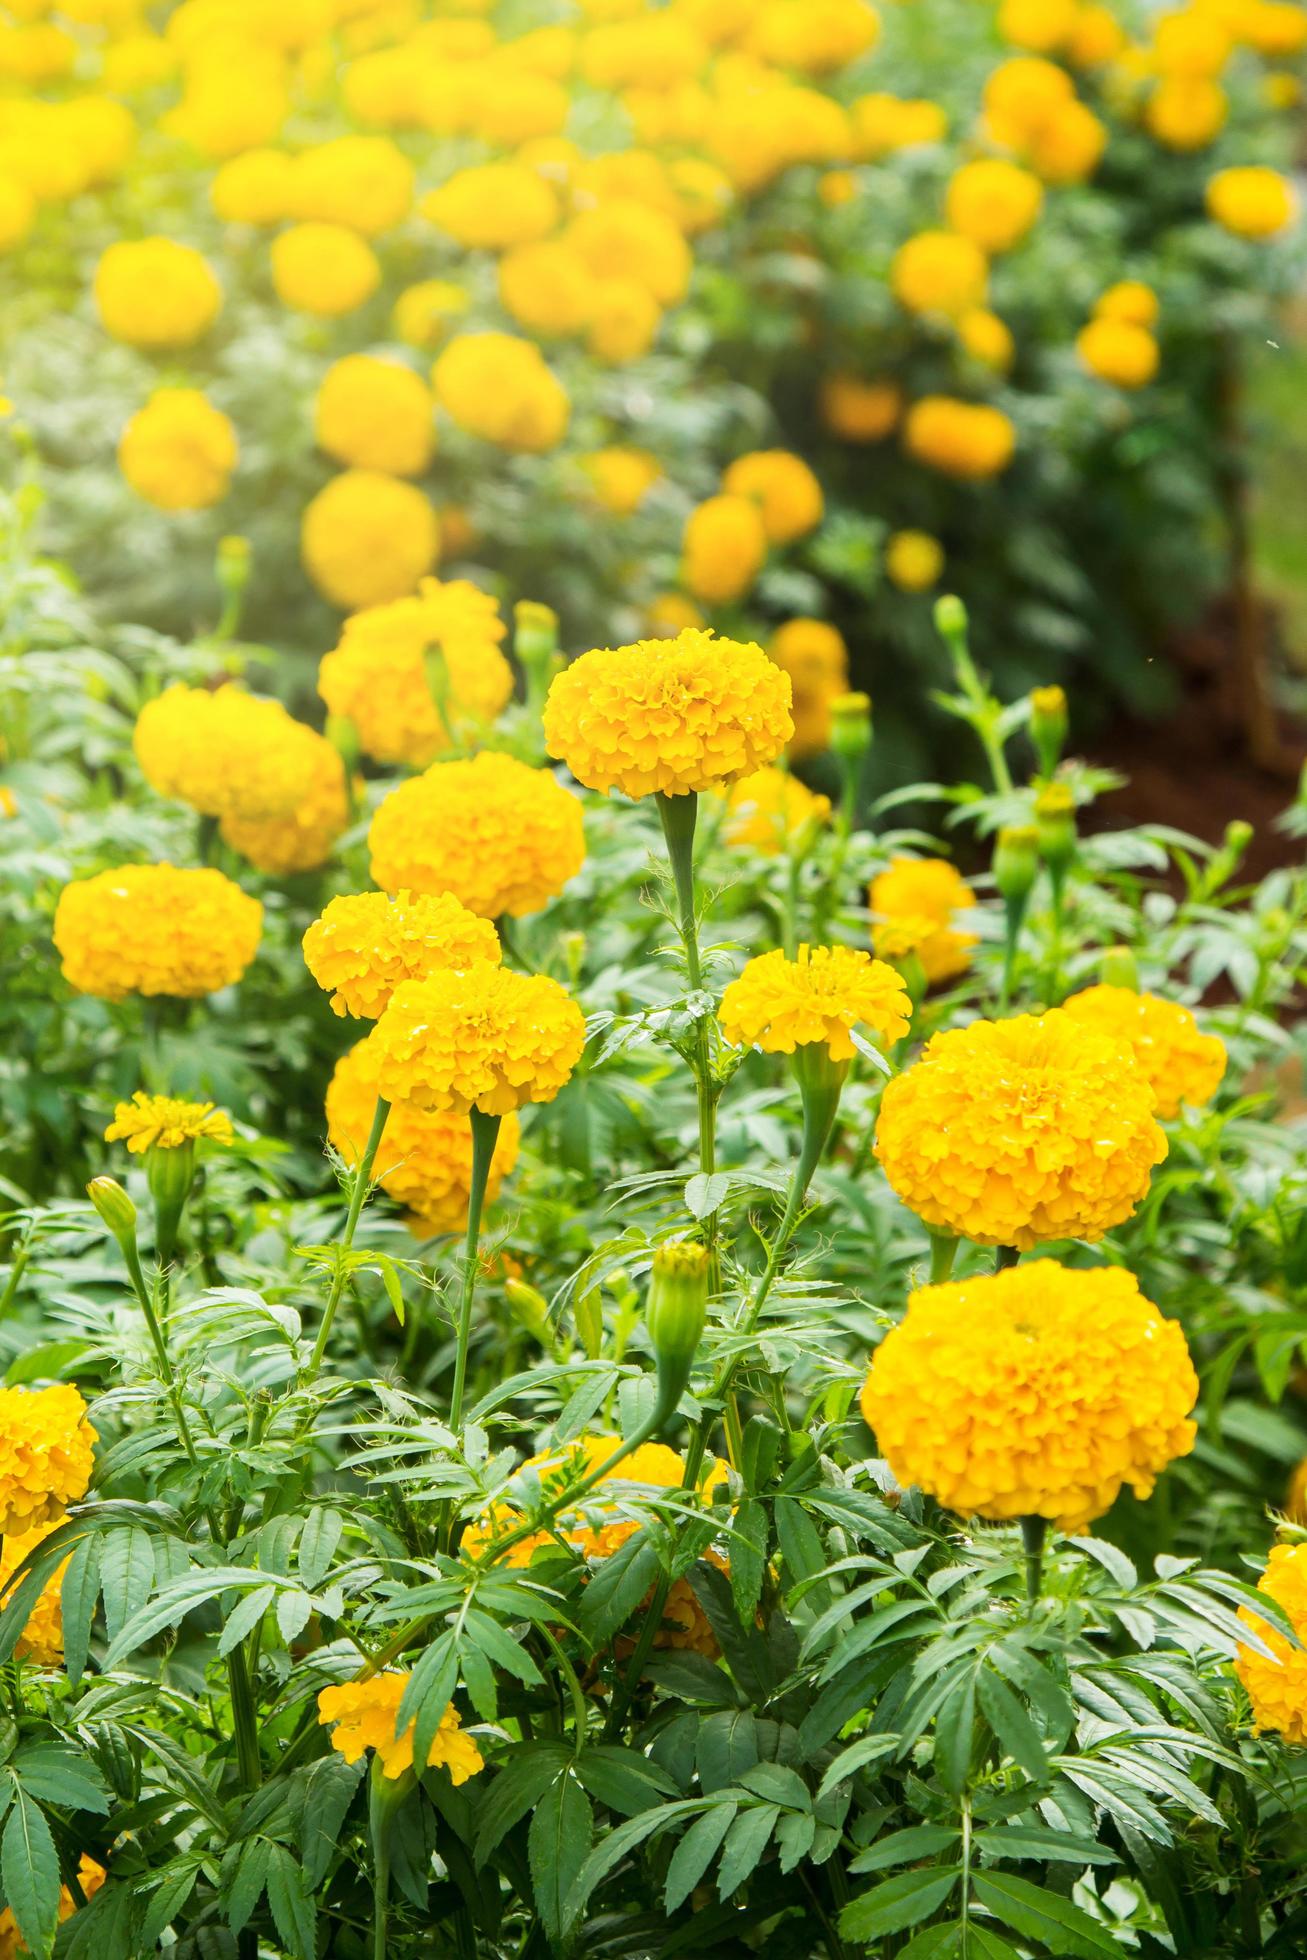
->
504;1276;552;1346
993;824;1039;906
1099;944;1139;989
146;1139;197;1265
574;1287;603;1361
87;1176;138;1252
514;600;559;672
933;594;968;646
1029;685;1068;775
325;712;359;773
646;1239;709;1425
830;691;872;762
217;533;251;595
1035;782;1077;871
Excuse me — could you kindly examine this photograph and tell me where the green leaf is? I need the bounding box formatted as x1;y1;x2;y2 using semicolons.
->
934;1672;977;1797
297;1755;362;1889
899;1930;964;1960
98;1528;155;1644
398;1631;459;1769
528;1770;593;1948
716;1803;778;1900
265;1846;315;1960
972;1871;1122;1958
978;1824;1119;1867
977;1668;1049;1783
2;1787;61;1959
840;1867;959;1942
850;1825;960;1875
297;1507;343;1590
138;1864;201;1947
664;1802;736;1913
216;1585;275;1659
729;1500;768;1623
696;1711;759;1796
59;1537;100;1689
223;1836;271;1936
576;1531;661;1644
52;1880;139;1959
474;1746;572;1867
12;1746;109;1815
573;1746;677;1817
684;1172;732;1220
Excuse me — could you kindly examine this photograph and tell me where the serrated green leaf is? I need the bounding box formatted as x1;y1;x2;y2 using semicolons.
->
3;1787;61;1959
839;1867;959;1942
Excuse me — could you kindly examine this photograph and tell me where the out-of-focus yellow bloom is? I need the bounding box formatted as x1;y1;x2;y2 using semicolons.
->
0;1521;68;1665
271;220;381;315
134;684;324;823
1146;74;1227;148
721;766;830;854
94;236;221;347
291;133;413;235
432;333;570;451
682;493;769;604
1244;0;1307;54
819;373;902;442
770;617;848;757
303;889;500;1019
1153;8;1230;75
318;1677;483;1782
579;447;663;514
958;307;1015;371
118;389;238;510
1237;1543;1307;1740
721;449;823;545
850;92;947;158
314;355;433;477
871;856;975;984
945;158;1043;252
366;963;587;1116
102;31;177;93
1066;4;1126;64
211;146;295;224
221;737;349;874
817;168;857;208
301;470;440;610
720;944;911;1058
1027;99;1107;182
983;54;1074;146
891;229;988;318
498;240;596;339
587;278;662;362
1077;316;1160;387
904;397;1017;479
998;0;1078;53
105;1092;234;1153
746;0;880;71
565;197;693;306
1206;165;1297;238
885;530;944;592
422;160;558;249
1061;985;1226;1117
0;1384;96;1535
54;864;262;1000
1095;279;1159;327
392;278;468;349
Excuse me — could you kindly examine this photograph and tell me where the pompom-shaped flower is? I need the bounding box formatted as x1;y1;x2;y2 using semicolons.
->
721;767;830;854
885;530;944;592
369;753;585;917
945;158;1043;252
134;685;320;824
211;147;295;225
1061;985;1226;1119
681;494;769;603
317;578;512;768
105;1093;234;1154
301;470;440;611
0;1384;96;1536
904;397;1017;479
326;1039;520;1236
291;134;414;237
318;1676;483;1783
871;857;976;985
54;864;262;1001
1206;165;1297;239
432;333;570;451
421;161;559;250
364;964;586;1116
720;945;911;1060
565;196;692;305
545;629;792;799
271;221;380;316
313;355;434;477
579;447;663;516
860;1261;1198;1530
770;618;849;757
819;373;902;442
303;890;500;1019
0;1521;68;1665
721;449;824;545
1095;280;1159;328
891;229;988;317
220;735;349;874
118;389;238;511
1236;1544;1307;1741
875;1010;1167;1248
1077;316;1159;388
94;237;221;348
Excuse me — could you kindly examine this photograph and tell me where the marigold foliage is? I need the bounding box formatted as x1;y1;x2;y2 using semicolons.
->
875;1010;1168;1248
544;628;792;798
0;1856;105;1956
871;856;976;984
118;388;237;510
720;945;911;1060
1062;984;1227;1119
861;1261;1198;1529
365;964;586;1116
53;864;263;1000
721;766;830;854
303;890;501;1019
0;1384;96;1536
317;1676;484;1783
104;1092;234;1154
134;684;321;823
0;1520;68;1665
368;752;585;918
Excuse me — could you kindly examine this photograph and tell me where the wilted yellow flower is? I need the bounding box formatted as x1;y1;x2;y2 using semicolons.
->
94;236;221;348
369;752;585;917
365;963;586;1115
1095;279;1159;327
876;1010;1168;1248
291;133;413;236
422;161;558;249
314;355;433;477
271;221;380;315
819;373;902;442
0;1521;67;1665
220;735;349;875
105;1092;234;1153
1206;165;1297;238
870;857;975;983
770;618;849;758
720;945;911;1060
303;890;500;1019
885;530;944;592
211;148;294;225
301;470;440;610
721;449;824;545
579;447;663;515
432;333;570;451
54;864;262;1000
945;158;1043;252
392;278;469;349
861;1261;1198;1529
134;684;321;824
903;397;1017;479
1237;1543;1307;1741
721;767;830;854
681;494;769;605
1061;985;1226;1118
318;1676;483;1782
545;628;792;798
0;1384;96;1536
891;229;988;318
1077;316;1159;388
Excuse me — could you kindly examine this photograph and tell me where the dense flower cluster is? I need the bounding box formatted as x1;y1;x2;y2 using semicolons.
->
721;767;831;853
118;388;238;510
368;753;585;917
365;965;587;1116
720;946;912;1060
104;1093;234;1154
871;857;977;984
53;865;263;1000
861;1261;1198;1529
318;1676;483;1783
1062;985;1227;1118
544;629;793;798
134;684;324;823
0;1384;96;1536
0;1520;68;1666
876;1010;1168;1247
219;739;349;874
1236;1543;1307;1741
303;890;501;1019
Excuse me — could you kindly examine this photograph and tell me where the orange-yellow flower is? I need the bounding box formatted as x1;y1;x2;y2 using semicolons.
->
1061;985;1226;1118
364;964;586;1116
318;1676;483;1782
303;890;500;1018
720;945;911;1059
870;857;975;985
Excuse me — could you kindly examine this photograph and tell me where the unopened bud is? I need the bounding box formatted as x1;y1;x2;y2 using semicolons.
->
504;1277;551;1345
325;713;359;772
1099;945;1139;989
646;1239;709;1425
993;824;1039;906
87;1177;138;1251
933;594;968;646
830;691;872;761
514;600;558;674
217;534;251;592
1035;782;1077;871
574;1287;603;1361
1029;685;1068;776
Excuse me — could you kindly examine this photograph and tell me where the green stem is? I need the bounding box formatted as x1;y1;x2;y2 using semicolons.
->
995;1245;1020;1273
306;1094;390;1382
656;790;719;1253
781;849;801;959
1000;894;1026;1014
1020;1514;1048;1605
928;1233;958;1284
448;1109;502;1436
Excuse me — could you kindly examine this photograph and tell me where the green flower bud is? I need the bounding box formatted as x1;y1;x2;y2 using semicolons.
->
993;824;1039;906
1029;685;1068;775
933;593;968;646
646;1239;709;1426
574;1287;603;1361
504;1276;552;1346
325;712;360;772
1099;944;1139;989
146;1139;197;1266
830;691;872;761
87;1176;138;1253
1035;782;1077;871
514;599;559;673
1223;819;1253;858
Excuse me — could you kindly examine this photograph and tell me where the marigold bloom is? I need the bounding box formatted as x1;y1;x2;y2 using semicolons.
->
876;1010;1167;1248
1146;75;1227;149
318;1676;483;1783
1027;100;1106;183
105;1092;234;1154
587;278;662;363
565;196;692;305
1237;1543;1307;1741
422;161;559;249
432;333;570;452
134;685;320;824
301;470;440;611
945;158;1043;252
721;767;830;854
392;278;469;349
0;1521;67;1665
0;1384;96;1536
211;146;295;225
545;628;792;799
291;133;413;236
885;530;944;592
819;374;902;442
1095;279;1159;327
1077;317;1160;388
365;964;586;1116
369;753;585;917
117;388;237;511
959;307;1016;372
998;0;1077;52
850;92;948;158
891;229;988;318
579;447;663;515
327;1039;520;1236
904;397;1017;479
271;221;380;315
861;1262;1198;1530
54;864;262;1000
770;618;849;758
303;890;500;1019
870;857;975;984
498;239;597;339
721;449;824;545
220;735;349;874
1206;165;1297;239
720;946;911;1060
681;494;769;603
314;355;434;478
1061;985;1226;1118
94;237;221;348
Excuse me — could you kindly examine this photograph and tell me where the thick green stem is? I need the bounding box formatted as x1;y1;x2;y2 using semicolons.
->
306;1094;390;1382
448;1109;502;1436
928;1233;959;1284
1000;894;1026;1014
1020;1514;1048;1604
656;792;720;1285
368;1770;396;1960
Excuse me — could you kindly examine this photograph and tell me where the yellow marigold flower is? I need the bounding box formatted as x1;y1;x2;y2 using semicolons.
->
870;857;975;984
983;55;1075;146
1095;279;1159;327
720;945;911;1060
313;355;434;478
432;333;570;452
721;767;830;854
587;278;663;364
945;158;1043;253
770;618;849;759
302;470;440;611
0;1521;67;1665
498;240;596;339
422;161;558;250
891;229;988;318
0;1855;105;1953
0;174;34;253
220;734;349;874
303;890;500;1019
1146;75;1227;149
1027;99;1106;183
1237;1543;1307;1741
327;1039;520;1236
1066;4;1125;64
1246;0;1307;54
369;752;585;918
1077;316;1160;388
163;47;287;159
365;963;586;1116
998;0;1078;52
318;1676;483;1783
582;14;707;89
579;447;662;515
290;133;413;236
0;1384;96;1536
1262;70;1301;108
903;397;1017;479
958;307;1015;372
94;236;221;348
721;449;824;546
134;684;321;824
885;530;944;592
545;628;792;798
1153;9;1229;75
118;389;237;512
102;31;176;93
819;374;902;442
860;1261;1198;1529
1206;165;1297;239
681;495;769;605
669;155;733;233
850;93;948;159
746;0;879;70
105;1092;234;1153
392;278;469;350
1060;985;1226;1118
54;864;262;1001
565;197;692;306
211;147;295;225
876;1010;1168;1248
271;221;380;316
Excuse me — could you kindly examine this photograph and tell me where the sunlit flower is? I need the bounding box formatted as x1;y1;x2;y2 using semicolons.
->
105;1092;233;1154
318;1676;483;1782
134;684;321;824
301;470;440;610
721;448;824;544
54;865;262;1000
364;963;586;1115
118;389;238;510
885;530;944;592
0;1521;67;1665
903;397;1017;478
681;494;769;604
1206;165;1297;238
870;857;975;984
1236;1543;1307;1741
94;237;220;347
303;890;500;1018
220;736;349;874
314;354;434;477
770;618;849;758
1061;985;1226;1118
721;767;830;854
720;945;911;1059
271;220;380;315
0;1384;96;1536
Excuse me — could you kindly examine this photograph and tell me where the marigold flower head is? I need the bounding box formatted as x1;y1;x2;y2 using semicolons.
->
118;388;238;511
1237;1543;1307;1741
364;963;586;1116
944;158;1043;252
681;494;769;603
271;221;380;316
1206;165;1297;238
318;578;511;768
770;618;849;758
291;133;413;236
1077;317;1159;387
1061;985;1226;1119
721;767;830;854
998;0;1078;51
861;1261;1197;1530
94;236;221;348
819;373;902;442
850;91;947;158
318;1676;483;1782
891;229;988;318
1095;279;1159;327
313;354;434;478
211;146;295;225
876;1009;1167;1248
54;864;263;1001
392;278;469;349
432;332;570;452
870;857;975;985
369;752;585;918
422;161;559;249
0;1521;67;1665
720;945;911;1060
220;734;349;874
587;277;662;363
545;629;792;799
565;196;692;305
498;239;597;339
105;1092;234;1154
134;684;321;824
327;1038;520;1236
303;890;500;1019
1146;74;1227;149
0;1384;96;1536
885;530;944;592
958;307;1016;372
903;397;1017;479
579;447;663;515
301;470;441;611
721;449;824;545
